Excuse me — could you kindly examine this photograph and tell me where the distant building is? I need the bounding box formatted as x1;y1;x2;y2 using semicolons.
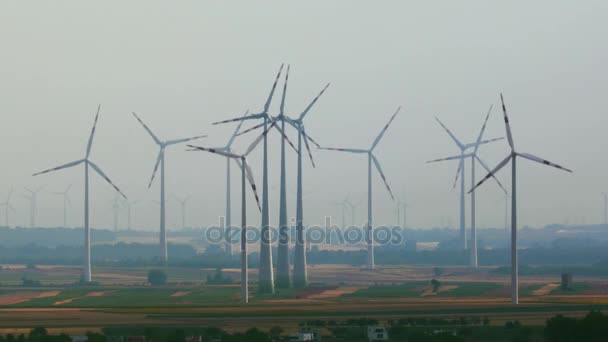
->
70;336;87;342
288;328;321;341
367;326;388;341
185;336;202;342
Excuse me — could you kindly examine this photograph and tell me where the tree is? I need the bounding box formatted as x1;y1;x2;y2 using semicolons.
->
544;314;577;342
86;332;106;342
147;269;167;285
28;327;47;342
430;279;441;293
269;326;283;339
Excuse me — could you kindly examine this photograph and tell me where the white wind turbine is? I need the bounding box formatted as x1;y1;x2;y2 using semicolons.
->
24;186;43;227
321;107;401;270
470;94;572;304
0;188;16;228
427;106;507;267
124;199;139;231
51;185;72;228
33;105;126;282
207;111;247;256
188;138;264;304
131;112;206;262
172;194;190;230
109;192;122;231
432;113;503;252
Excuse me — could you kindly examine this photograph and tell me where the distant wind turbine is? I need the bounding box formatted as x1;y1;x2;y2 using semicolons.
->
427;106;507;267
131;112;206;262
207;111;247;256
470;94;572;304
24;186;43;227
430;110;503;253
0;188;16;228
109;192;122;231
172;194;190;230
188;140;264;304
124;199;139;231
321;107;401;270
51;185;72;228
33;105;126;282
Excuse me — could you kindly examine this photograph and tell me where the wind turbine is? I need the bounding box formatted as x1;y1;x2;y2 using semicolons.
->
431;113;503;252
427;106;507;267
212;64;288;294
124;199;139;231
24;186;43;227
236;65;324;289
109;192;122;231
0;188;16;228
51;185;72;228
470;94;572;304
131;112;206;262
33;105;126;282
207;111;247;256
172;194;190;230
188;140;263;304
321;107;401;270
334;199;349;229
395;195;408;228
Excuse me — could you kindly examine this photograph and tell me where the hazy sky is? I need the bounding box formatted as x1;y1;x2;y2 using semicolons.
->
0;1;606;231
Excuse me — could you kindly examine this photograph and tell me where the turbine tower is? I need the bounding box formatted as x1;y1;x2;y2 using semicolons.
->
33;105;126;282
24;186;43;227
188;139;264;303
321;107;401;270
427;106;507;267
110;192;121;231
131;112;205;262
172;194;190;230
213;65;286;294
432;115;503;252
470;94;572;304
0;188;16;228
51;185;72;228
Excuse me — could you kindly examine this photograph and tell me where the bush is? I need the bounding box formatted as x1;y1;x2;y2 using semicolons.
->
147;269;168;285
21;277;42;287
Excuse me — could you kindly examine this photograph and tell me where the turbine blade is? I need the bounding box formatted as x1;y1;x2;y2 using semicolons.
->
371;154;394;200
88;161;127;199
517;152;573;173
237;159;261;212
371;106;401;150
300;126;315;168
131;112;161;145
86;105;101;158
165;135;207;146
452;159;463;189
212;113;264;125
299;83;330;121
236;121;266;137
262;64;284;114
463;137;504;149
226;111;249;147
187;145;241;159
434;117;464;149
426;153;472;163
472;105;493;155
469;154;512;193
279;65;289;115
475;155;508;194
319;147;368;154
33;159;84;176
273;120;298;154
148;150;163;188
500;93;515;150
244;120;277;156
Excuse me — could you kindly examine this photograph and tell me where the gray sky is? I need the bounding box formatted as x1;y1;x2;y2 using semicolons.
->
0;1;606;231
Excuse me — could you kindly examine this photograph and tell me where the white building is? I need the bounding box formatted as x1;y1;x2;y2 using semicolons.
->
367;326;389;341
